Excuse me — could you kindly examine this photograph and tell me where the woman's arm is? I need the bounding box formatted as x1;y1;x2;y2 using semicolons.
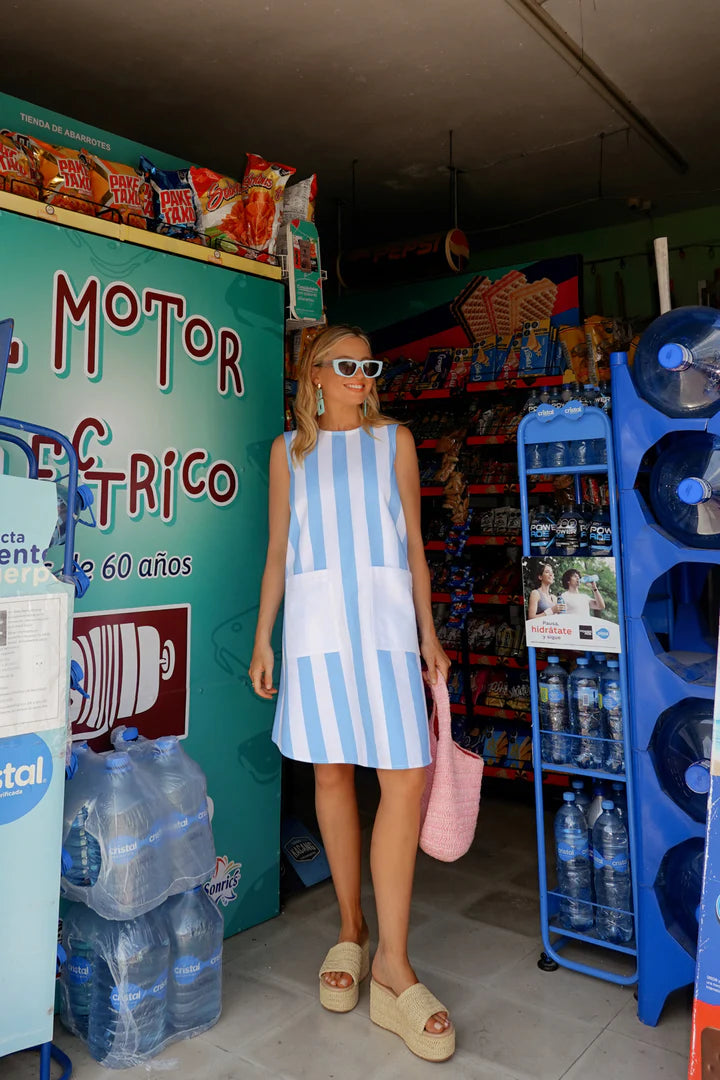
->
394;425;450;684
528;588;540;619
249;435;291;699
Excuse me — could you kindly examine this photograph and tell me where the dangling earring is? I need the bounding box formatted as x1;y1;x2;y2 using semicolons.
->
315;384;325;416
363;399;368;417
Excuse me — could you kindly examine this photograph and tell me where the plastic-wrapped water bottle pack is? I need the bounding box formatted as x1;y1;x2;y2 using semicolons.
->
60;887;223;1068
61;731;216;919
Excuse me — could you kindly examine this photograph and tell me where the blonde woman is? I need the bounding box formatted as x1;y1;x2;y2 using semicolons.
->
249;325;455;1062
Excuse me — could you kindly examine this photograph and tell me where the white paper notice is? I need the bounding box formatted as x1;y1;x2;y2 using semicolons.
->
0;592;69;737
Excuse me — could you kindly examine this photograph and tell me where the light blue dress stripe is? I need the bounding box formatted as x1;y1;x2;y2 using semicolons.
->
274;654;292;758
304;444;327;571
325;653;359;763
386;427;407;568
332;434;379;763
406;652;431;761
377;650;409;768
360;429;385;566
284;435;303;576
297;657;328;762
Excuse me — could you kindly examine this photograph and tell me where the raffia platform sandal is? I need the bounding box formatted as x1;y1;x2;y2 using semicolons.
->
369;979;455;1062
318;939;370;1012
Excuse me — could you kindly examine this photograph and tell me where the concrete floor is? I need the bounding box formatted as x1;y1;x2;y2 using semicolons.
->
4;789;692;1079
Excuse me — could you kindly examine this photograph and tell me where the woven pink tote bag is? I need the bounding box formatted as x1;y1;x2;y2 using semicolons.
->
420;672;484;862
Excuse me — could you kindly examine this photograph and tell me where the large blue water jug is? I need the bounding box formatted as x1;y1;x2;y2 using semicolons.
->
633;306;720;418
655;837;705;957
650;699;712;823
650;432;720;548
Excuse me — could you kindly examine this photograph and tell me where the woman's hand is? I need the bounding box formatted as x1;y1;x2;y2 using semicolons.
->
421;634;451;685
249;642;277;700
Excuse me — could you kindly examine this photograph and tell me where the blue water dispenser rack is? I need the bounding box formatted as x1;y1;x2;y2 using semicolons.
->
611;347;720;1026
517;403;639;987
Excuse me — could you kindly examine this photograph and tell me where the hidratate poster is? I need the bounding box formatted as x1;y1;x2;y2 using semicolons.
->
0;205;285;934
522;556;622;654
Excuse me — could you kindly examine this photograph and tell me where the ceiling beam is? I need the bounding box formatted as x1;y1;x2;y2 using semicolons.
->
504;0;688;173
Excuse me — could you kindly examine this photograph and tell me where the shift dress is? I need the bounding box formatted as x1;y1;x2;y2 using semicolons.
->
271;424;431;770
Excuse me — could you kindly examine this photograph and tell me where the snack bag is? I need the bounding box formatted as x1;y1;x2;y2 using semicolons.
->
140;156;199;240
24;139;95;215
0;132;40;199
242;153;295;253
468;339;495;382
518;318;551;376
276;174;318;257
83;155;152;227
559;325;589;384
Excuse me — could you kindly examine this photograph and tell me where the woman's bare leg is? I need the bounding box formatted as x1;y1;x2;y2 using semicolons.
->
370;767;451;1033
314;763;368;988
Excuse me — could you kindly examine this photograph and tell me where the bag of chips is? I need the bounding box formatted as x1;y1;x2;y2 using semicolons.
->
241;153;295;254
24;138;95;215
276;173;317;256
140;156;199;240
0;132;40;200
83;155;152;228
191;154;294;258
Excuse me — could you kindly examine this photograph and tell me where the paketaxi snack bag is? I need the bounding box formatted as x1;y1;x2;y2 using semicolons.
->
0;132;40;199
140;156;199;240
24;138;95;215
83;154;153;228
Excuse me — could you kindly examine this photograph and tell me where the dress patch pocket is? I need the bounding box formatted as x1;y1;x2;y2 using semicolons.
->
284;570;340;658
371;566;419;652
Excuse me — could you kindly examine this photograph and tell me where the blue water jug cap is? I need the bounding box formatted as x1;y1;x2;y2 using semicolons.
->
576;658;588;666
572;780;583;789
548;656;560;663
607;660;619;668
601;799;614;810
658;342;688;370
154;736;179;755
121;727;139;742
563;792;575;802
677;477;710;505
612;782;623;791
685;761;711;795
106;752;131;771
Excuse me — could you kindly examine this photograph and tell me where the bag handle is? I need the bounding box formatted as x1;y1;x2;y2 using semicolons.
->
428;672;452;741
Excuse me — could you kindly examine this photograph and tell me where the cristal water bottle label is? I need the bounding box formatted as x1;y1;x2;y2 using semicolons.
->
151;971;168;999
108;835;140;865
606;853;628;873
208;948;222;970
68;956;93;984
110;982;145;1012
548;687;564;704
601;690;621;710
558;831;589;861
173;955;203;985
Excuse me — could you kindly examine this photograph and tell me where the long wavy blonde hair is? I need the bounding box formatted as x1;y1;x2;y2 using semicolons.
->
291;324;396;464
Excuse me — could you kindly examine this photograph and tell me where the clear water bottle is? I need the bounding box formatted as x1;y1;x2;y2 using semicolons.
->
588;438;608;465
633;306;720;418
539;656;571;764
525;441;546;469
600;660;624;773
87;909;170;1066
656;838;705;956
596;381;612;413
545;441;567;468
589;506;613;556
152;736;215;892
529;505;556;556
571;779;591;817
64;804;102;888
555;504;587;556
611;781;628;828
62;903;101;1040
110;725;153;759
650;698;712;823
593;800;633;943
164;887;223;1033
561;382;578;404
649;432;720;548
587;783;606;833
569;658;603;769
94;752;158;915
582;384;598;408
554;792;594;931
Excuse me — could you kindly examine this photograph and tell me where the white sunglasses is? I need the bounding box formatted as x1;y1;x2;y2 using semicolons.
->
314;357;384;378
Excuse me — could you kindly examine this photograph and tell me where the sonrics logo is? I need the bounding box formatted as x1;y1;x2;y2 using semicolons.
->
0;733;53;825
204;855;242;908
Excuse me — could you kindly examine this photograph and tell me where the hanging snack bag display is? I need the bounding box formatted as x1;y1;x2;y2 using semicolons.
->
23;138;95;215
83;154;153;228
241;152;295;254
140;156;200;241
276;173;318;255
0;132;40;199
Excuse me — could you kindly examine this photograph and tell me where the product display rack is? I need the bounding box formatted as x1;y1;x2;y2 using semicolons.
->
384;372;573;783
517;404;640;985
611;350;720;1025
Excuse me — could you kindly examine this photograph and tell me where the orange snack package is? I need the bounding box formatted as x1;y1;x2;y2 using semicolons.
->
241;153;295;253
0;132;40;200
24;138;95;215
83;155;153;228
189;166;245;251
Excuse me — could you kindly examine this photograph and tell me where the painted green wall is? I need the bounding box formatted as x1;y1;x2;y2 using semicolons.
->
330;204;720;327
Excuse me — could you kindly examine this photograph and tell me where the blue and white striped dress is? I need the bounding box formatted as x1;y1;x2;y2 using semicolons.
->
272;424;430;770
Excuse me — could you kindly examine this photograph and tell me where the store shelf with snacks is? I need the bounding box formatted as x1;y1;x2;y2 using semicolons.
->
466;482;556;495
451;703;530;722
425;536;521;551
381;374;566;404
444;648;534;670
431;592;523;606
467;434;517;446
